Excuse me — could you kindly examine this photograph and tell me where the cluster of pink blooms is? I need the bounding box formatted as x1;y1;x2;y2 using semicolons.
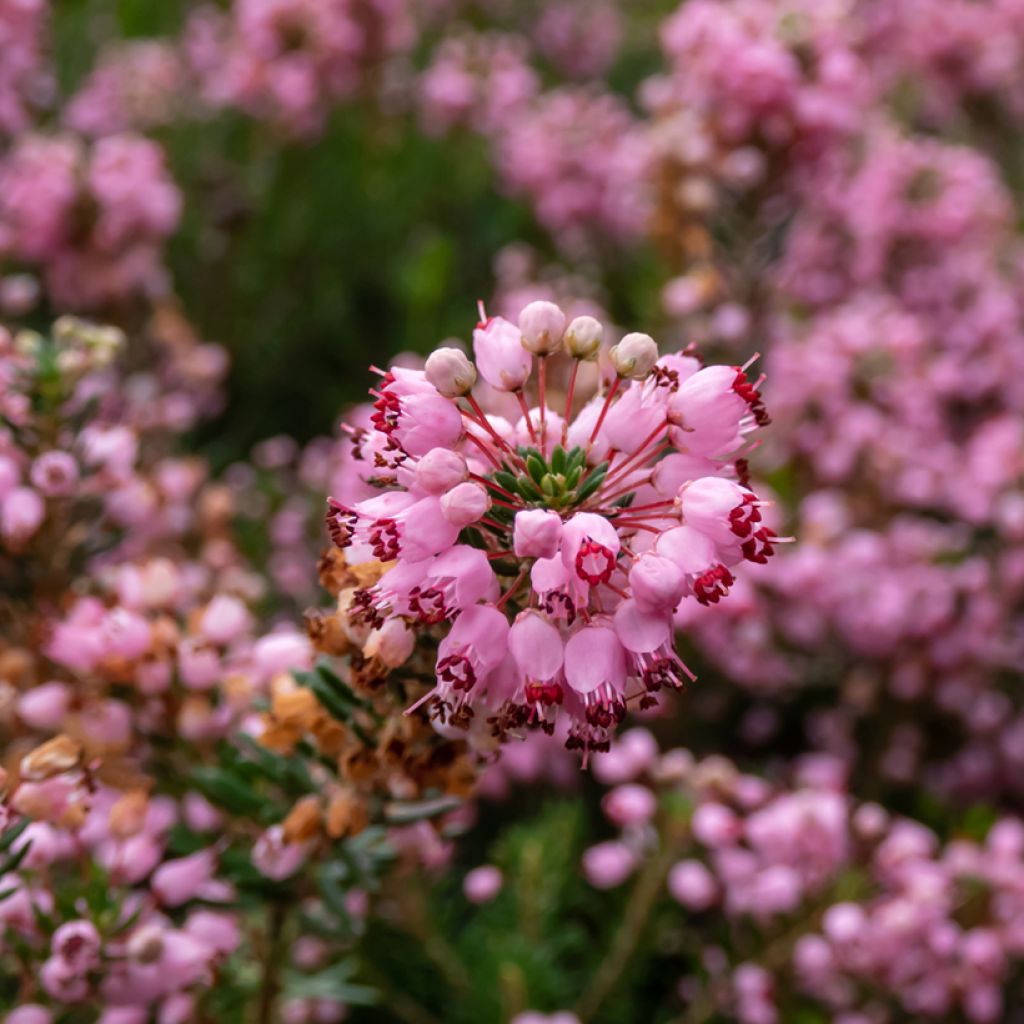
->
0;0;49;137
646;0;1024;805
0;133;181;311
184;0;417;138
494;89;651;253
64;41;185;138
577;733;1024;1023
1;787;238;1020
327;300;781;756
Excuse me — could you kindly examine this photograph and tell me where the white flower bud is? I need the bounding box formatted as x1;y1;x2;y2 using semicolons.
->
424;346;477;397
564;315;603;360
518;300;566;356
610;332;659;379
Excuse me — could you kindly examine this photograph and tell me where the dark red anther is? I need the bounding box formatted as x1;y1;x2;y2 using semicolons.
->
325;498;356;548
728;493;762;538
741;527;777;564
437;654;476;692
693;563;735;606
369;519;401;561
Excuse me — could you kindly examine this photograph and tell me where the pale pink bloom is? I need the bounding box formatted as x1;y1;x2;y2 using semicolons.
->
1;485;44;544
151;849;216;906
473;315;532;392
668;859;718;910
463;865;503;903
582;840;637;888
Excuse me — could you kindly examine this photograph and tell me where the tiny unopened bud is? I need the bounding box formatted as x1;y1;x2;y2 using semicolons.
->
564;315;603;360
20;735;82;781
425;346;477;397
610;332;658;379
519;300;566;356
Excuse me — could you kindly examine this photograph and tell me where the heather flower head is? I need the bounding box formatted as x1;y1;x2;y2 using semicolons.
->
328;303;781;758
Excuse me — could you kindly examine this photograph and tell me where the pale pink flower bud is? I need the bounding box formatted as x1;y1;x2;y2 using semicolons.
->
668;859;717;910
1;487;44;544
473;316;532;391
583;840;637;888
152;849;216;906
513;508;563;559
30;452;78;497
199;594;251;645
629;553;686;612
610;332;658;379
691;802;741;847
564;315;602;360
440;481;490;527
17;682;71;731
415;448;467;494
602;784;657;827
425;346;477;397
519;300;566;355
463;865;503;903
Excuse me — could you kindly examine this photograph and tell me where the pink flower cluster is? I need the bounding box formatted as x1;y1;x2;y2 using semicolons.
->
1;790;238;1019
64;41;185;138
582;737;1024;1023
0;0;49;137
650;0;1024;804
328;301;780;756
494;88;651;253
0;133;181;310
185;0;416;138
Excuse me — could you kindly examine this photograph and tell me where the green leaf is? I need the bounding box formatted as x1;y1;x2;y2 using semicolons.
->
574;463;609;503
550;446;567;474
0;818;29;853
526;454;546;485
493;471;519;494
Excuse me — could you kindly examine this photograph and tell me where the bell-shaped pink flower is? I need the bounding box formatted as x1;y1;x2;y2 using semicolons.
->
669;364;750;456
564;625;626;694
509;611;564;681
629;553;686;612
435;603;510;696
513;508;563;559
679;477;757;547
51;919;102;972
613;599;671;654
473;316;532;391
